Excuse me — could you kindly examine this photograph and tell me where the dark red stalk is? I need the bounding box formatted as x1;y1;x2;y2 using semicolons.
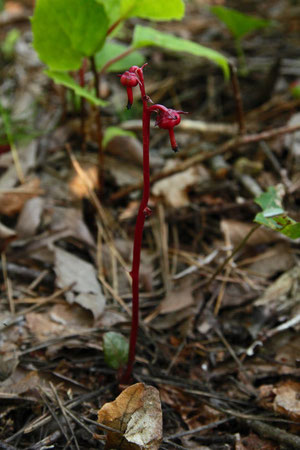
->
121;68;150;384
78;58;87;153
119;65;184;383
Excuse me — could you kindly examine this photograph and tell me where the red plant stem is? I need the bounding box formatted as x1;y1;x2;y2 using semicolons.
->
79;58;87;153
121;69;150;383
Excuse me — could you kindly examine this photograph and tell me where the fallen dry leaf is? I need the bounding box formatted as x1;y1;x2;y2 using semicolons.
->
152;161;210;208
97;383;162;449
54;247;106;319
16;196;44;238
0;178;43;216
158;285;194;315
273;381;300;421
0;221;17;252
220;219;278;247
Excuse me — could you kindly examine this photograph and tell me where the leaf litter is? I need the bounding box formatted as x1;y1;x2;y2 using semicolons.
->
1;0;300;449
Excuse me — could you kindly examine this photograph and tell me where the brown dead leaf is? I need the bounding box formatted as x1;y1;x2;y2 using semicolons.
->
158;285;194;315
54;247;106;319
255;265;300;307
273;381;300;421
106;136;143;167
241;432;279;450
97;383;162;449
16;196;44;238
0;370;40;396
0;178;43;216
244;243;295;278
0;221;17;252
26;311;64;341
221;220;278;247
152;161;210;208
69;165;98;198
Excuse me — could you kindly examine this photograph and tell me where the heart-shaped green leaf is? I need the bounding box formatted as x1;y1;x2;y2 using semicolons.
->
32;0;109;71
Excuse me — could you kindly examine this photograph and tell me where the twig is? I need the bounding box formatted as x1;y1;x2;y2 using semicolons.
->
38;388;69;443
121;118;238;135
229;60;245;134
1;252;14;314
100;47;136;75
111;122;300;201
6;385;116;442
48;401;78;450
90;55;103;190
246;419;300;449
78;58;87;153
26;431;62;450
165;417;234;441
206;224;261;288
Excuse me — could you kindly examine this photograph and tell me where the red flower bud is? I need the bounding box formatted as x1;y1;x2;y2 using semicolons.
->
154;107;187;152
120;72;139;88
120;71;139;109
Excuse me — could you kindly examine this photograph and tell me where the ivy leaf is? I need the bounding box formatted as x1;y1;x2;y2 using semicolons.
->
45;71;107;106
132;25;229;78
103;332;129;370
95;41;145;73
32;0;109;71
211;6;271;41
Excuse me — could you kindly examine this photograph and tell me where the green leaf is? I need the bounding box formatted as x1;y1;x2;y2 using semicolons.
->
132;25;229;78
45;70;107;106
290;82;300;99
103;126;135;148
121;0;184;21
211;6;271;41
281;223;300;239
254;186;284;217
32;0;109;71
254;187;300;239
97;0;121;27
95;41;145;73
1;29;20;59
103;332;129;370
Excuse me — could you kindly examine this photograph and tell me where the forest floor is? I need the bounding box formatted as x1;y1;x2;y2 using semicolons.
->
0;0;300;448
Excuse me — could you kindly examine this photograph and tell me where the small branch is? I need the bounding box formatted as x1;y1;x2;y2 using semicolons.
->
229;60;246;134
78;58;87;153
111;122;300;201
90;55;100;98
107;18;122;36
100;47;136;75
90;55;103;190
207;223;260;288
247;420;300;449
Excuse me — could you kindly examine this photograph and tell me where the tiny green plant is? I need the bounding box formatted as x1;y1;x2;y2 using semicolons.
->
254;186;300;239
119;64;187;383
211;6;270;74
103;332;129;371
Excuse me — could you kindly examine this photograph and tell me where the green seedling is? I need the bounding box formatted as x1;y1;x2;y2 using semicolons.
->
211;6;271;74
103;332;129;371
254;186;300;239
